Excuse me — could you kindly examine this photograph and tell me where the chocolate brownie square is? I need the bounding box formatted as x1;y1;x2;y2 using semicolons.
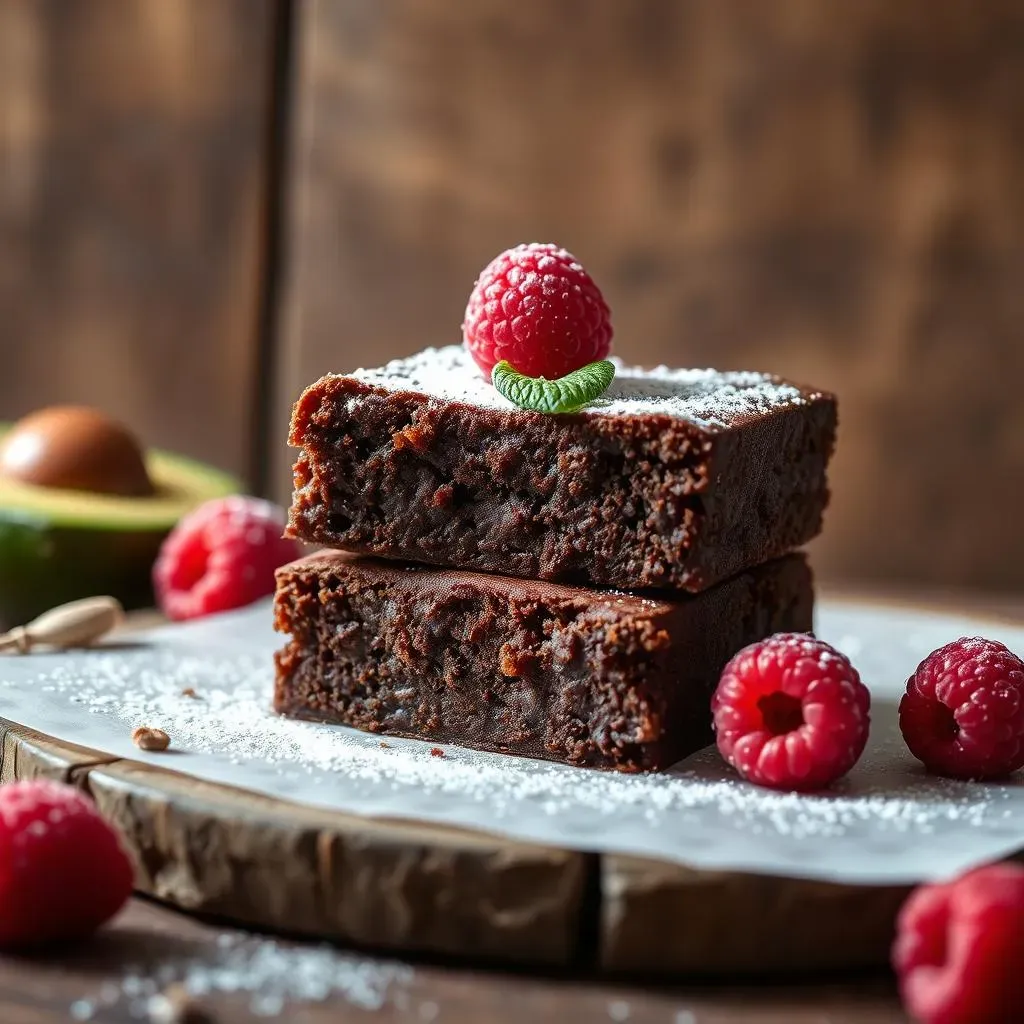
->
273;551;814;772
286;346;836;592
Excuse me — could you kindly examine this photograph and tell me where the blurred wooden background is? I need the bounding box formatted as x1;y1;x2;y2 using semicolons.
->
0;0;277;477
2;0;1024;594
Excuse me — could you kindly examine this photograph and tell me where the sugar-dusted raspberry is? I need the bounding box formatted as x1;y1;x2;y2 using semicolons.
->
462;242;612;380
153;496;301;622
893;863;1024;1024
899;637;1024;780
711;633;871;791
0;780;133;946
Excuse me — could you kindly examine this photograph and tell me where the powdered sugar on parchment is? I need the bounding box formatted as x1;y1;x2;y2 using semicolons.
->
344;345;816;428
2;599;1024;886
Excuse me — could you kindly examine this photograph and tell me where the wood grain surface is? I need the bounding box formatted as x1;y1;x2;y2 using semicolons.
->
87;758;588;968
4;0;1023;594
0;0;276;481
601;856;909;975
0;704;909;1024
277;0;1024;592
0;899;906;1023
0;717;913;978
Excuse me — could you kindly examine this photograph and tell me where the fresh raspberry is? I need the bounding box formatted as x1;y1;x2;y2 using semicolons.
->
711;633;871;791
893;863;1024;1024
0;780;133;947
153;496;301;621
462;242;612;380
899;637;1024;780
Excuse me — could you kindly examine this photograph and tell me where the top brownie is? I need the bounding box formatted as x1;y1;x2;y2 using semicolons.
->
286;345;836;592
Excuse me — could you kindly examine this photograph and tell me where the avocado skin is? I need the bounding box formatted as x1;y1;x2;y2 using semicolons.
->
0;514;173;630
0;440;240;630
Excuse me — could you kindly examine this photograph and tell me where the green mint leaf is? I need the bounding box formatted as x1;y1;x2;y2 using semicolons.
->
491;359;616;414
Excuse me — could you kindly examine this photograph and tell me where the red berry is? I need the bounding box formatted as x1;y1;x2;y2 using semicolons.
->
899;637;1024;780
893;863;1024;1024
462;242;612;380
711;633;871;791
0;780;133;947
153;496;301;622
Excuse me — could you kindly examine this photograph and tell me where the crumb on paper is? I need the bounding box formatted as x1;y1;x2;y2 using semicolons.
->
180;687;200;699
379;741;391;749
430;747;445;758
132;726;171;752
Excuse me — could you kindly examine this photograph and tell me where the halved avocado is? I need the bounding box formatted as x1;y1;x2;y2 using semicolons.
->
0;436;238;629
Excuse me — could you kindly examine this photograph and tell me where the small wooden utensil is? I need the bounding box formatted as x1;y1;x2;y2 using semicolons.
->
0;596;125;653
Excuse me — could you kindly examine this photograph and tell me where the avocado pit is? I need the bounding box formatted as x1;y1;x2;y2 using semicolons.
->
0;406;154;498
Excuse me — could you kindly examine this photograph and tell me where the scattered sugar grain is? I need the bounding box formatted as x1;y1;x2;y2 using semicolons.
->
123;974;146;997
73;934;414;1019
146;983;213;1023
607;998;631;1021
251;993;285;1016
99;982;122;1004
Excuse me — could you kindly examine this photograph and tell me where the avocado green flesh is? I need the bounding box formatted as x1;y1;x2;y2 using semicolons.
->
0;444;238;629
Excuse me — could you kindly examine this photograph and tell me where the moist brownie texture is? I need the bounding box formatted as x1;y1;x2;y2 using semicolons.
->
286;346;837;592
273;550;814;772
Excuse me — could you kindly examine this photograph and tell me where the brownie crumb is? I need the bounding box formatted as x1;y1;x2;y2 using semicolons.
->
430;747;445;758
180;687;200;699
133;726;171;752
379;741;391;749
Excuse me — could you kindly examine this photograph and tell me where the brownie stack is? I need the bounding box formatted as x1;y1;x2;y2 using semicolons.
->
273;345;836;772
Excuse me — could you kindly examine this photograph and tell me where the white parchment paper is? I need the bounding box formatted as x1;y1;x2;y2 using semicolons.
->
1;598;1022;885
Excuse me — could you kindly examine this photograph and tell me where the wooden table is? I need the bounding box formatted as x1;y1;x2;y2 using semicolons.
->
7;586;1024;1022
0;898;904;1023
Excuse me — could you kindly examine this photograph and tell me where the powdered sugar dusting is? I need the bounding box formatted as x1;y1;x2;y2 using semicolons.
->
346;345;816;428
68;931;413;1019
2;599;1024;886
31;650;1006;842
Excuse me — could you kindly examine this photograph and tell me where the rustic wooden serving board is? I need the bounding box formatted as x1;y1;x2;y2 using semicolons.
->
0;717;910;977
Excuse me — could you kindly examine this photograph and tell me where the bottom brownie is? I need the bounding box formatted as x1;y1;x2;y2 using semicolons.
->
272;552;814;772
